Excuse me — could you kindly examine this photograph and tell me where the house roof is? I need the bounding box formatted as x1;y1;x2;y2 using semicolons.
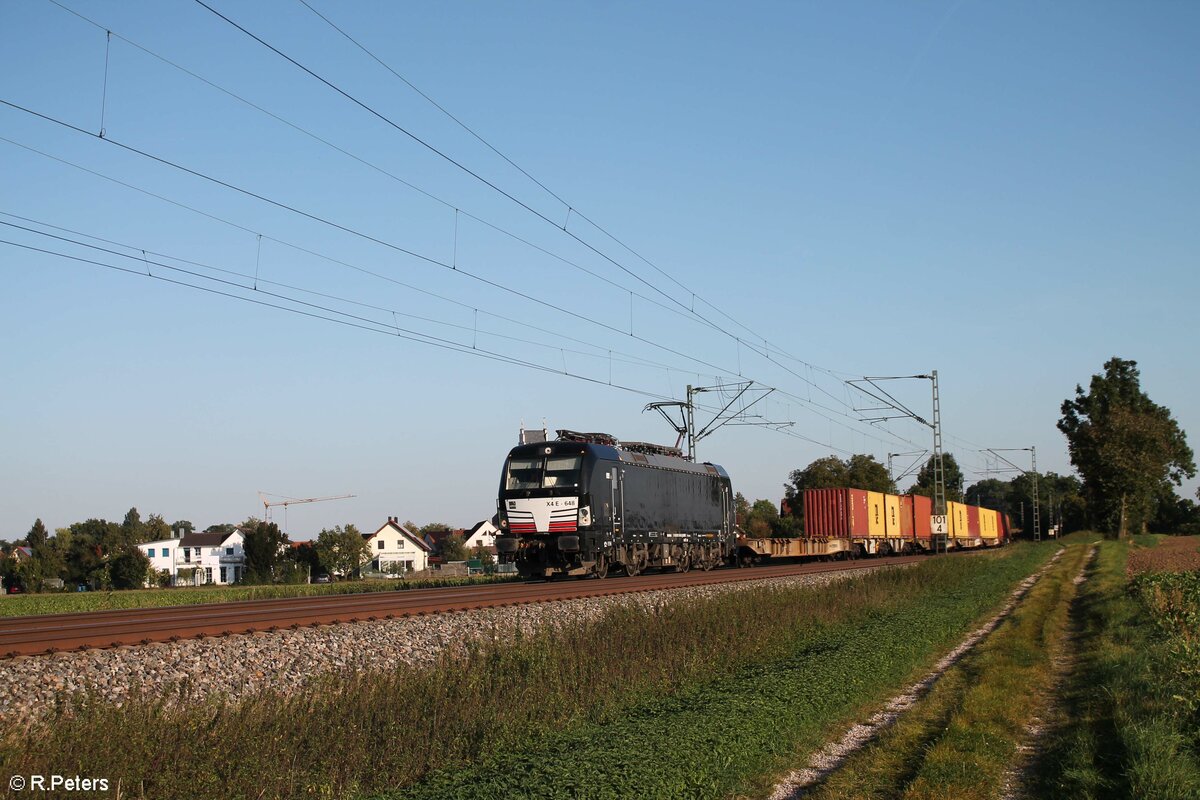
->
367;519;431;552
179;531;238;547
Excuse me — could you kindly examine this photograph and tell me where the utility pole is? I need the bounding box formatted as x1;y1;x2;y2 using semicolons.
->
980;447;1039;541
931;370;946;553
1031;446;1041;542
645;381;785;462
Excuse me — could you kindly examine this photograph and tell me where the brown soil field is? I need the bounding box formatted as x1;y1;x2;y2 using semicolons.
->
1128;535;1200;575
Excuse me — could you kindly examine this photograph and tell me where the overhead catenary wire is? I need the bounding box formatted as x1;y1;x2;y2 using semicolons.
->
292;0;850;381
40;0;907;434
0;124;924;454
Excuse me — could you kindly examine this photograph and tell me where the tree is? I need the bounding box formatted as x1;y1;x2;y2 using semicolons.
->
908;453;965;503
733;492;751;528
205;523;237;536
144;514;171;542
784;454;895;510
746;499;781;537
845;455;895;493
110;547;151;589
241;520;289;583
1059;357;1195;537
472;543;496;569
420;522;452;537
172;520;195;537
315;525;371;579
439;534;468;562
26;519;48;550
120;507;145;546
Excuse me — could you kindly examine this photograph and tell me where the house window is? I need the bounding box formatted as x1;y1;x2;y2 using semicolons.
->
183;548;191;562
220;567;227;583
162;549;169;559
205;567;213;584
404;560;413;572
226;547;234;555
147;548;155;558
378;540;385;550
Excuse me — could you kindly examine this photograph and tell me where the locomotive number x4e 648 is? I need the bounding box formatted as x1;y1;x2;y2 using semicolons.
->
494;430;736;579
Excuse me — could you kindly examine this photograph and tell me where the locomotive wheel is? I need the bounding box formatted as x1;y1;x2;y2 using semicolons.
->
676;551;691;573
625;551;645;577
593;554;609;580
700;549;714;571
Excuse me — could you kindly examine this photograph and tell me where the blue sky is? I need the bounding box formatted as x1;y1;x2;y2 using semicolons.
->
2;0;1197;537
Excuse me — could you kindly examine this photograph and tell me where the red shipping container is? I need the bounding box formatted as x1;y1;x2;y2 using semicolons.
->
803;488;870;538
912;494;932;540
967;505;982;538
898;495;915;538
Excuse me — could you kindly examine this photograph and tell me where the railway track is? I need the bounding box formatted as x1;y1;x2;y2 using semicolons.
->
0;555;929;658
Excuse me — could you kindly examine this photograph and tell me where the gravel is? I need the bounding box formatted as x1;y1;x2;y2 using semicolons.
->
2;566;903;724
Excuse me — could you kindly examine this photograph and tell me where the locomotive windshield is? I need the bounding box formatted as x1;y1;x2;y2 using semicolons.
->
505;455;583;491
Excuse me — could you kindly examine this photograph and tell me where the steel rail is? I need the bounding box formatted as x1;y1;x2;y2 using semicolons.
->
0;556;929;658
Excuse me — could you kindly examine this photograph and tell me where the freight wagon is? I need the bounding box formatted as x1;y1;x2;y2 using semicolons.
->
738;488;1011;563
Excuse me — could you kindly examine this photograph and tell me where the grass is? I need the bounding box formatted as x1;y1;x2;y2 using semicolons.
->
1030;537;1200;800
802;539;1092;800
0;545;1054;800
0;574;517;618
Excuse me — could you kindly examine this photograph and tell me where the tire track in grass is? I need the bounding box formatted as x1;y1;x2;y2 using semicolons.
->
998;545;1096;800
767;548;1066;800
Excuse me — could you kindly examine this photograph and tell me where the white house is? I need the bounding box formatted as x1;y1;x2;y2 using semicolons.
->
363;518;430;573
175;529;246;586
138;538;179;585
463;519;499;552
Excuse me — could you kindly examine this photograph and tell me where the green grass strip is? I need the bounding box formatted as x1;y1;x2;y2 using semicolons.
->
372;546;1054;800
0;574;516;617
1031;539;1200;800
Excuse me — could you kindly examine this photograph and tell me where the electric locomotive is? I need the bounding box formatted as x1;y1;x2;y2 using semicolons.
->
494;430;736;579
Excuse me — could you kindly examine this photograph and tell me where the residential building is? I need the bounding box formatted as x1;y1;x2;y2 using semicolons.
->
178;529;246;585
363;518;430;574
463;519;499;552
138;538;179;585
137;529;247;586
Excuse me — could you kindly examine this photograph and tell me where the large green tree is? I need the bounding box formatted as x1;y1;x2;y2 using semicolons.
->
784;453;895;509
439;534;468;562
315;525;370;579
143;513;171;542
907;453;965;503
26;519;48;550
241;520;289;583
1058;357;1195;537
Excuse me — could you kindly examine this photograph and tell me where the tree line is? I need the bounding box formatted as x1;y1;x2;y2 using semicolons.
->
1;513;487;593
739;357;1197;539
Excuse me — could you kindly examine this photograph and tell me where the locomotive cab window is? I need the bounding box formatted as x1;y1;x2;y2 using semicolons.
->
543;455;582;488
506;457;543;490
505;454;583;491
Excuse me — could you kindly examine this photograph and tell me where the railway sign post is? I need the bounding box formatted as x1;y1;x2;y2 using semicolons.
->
931;515;948;535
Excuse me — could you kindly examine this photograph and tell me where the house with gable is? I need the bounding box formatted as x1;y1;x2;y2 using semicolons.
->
363;517;430;574
177;528;246;586
463;518;499;553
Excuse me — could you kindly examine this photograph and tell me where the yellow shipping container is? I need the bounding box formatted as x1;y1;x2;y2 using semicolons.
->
949;501;970;540
884;494;902;537
866;491;886;537
981;507;999;539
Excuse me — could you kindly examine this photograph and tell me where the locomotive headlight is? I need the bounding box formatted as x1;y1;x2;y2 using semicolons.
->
579;506;591;526
499;517;508;529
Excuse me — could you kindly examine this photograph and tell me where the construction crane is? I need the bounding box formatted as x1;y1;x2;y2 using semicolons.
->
257;491;356;533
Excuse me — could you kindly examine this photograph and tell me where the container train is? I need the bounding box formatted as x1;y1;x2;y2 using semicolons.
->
494;430;1011;580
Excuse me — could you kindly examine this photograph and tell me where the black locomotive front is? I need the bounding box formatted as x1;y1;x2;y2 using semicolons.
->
495;432;735;579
